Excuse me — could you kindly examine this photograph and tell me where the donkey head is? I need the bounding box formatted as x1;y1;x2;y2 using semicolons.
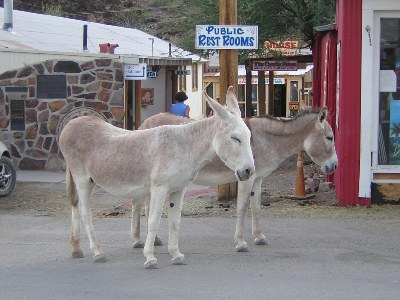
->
204;86;255;181
303;107;338;174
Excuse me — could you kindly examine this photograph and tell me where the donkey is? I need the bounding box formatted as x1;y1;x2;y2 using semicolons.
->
135;106;338;252
59;86;255;269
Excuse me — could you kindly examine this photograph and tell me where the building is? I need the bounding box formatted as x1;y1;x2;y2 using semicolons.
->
0;6;205;170
203;64;313;118
313;0;400;205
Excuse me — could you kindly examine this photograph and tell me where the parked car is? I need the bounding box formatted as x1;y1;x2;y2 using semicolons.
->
0;141;16;197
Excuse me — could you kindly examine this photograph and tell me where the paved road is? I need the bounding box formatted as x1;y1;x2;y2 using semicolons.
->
0;211;399;299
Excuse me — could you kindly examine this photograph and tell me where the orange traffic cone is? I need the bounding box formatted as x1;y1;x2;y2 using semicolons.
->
289;151;315;200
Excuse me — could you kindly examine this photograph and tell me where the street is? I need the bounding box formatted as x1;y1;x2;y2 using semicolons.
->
1;207;399;299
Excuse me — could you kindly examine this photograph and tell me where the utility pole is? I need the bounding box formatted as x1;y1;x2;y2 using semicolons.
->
218;0;238;202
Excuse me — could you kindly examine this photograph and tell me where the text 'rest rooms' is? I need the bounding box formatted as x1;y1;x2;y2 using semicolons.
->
197;26;256;48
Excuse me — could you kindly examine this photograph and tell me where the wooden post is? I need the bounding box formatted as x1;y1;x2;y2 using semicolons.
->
245;66;252;117
258;71;266;116
268;71;274;116
218;0;238;202
134;80;141;129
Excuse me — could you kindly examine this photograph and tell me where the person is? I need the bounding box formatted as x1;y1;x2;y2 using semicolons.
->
171;91;190;117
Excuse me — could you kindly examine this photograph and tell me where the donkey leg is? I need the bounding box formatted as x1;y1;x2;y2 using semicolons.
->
71;204;83;258
67;167;83;258
144;197;162;246
131;198;145;249
143;186;167;269
250;178;267;245
75;178;105;262
234;180;253;252
167;189;185;265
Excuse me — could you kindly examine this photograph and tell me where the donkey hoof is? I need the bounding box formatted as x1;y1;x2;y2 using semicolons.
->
171;255;185;265
93;254;106;263
72;250;84;258
132;240;145;248
144;259;158;269
236;243;249;252
255;237;268;245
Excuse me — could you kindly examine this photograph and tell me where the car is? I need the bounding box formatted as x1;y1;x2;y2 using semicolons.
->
0;140;16;197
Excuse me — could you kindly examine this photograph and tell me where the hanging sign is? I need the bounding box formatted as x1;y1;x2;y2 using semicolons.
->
264;40;298;56
195;25;258;49
147;71;158;78
238;78;285;85
125;63;147;80
174;70;191;76
252;60;298;71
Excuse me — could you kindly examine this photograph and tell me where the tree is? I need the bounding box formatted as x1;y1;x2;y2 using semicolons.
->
238;0;335;61
178;0;335;62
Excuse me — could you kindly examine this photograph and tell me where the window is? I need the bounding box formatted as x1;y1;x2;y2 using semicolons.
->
290;81;299;102
378;18;400;165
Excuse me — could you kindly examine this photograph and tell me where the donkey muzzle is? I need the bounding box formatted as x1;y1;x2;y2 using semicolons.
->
236;166;255;181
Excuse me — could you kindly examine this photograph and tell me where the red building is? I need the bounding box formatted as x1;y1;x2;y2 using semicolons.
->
313;0;400;205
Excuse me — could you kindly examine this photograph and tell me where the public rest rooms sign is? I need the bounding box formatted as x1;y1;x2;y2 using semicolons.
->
196;25;258;49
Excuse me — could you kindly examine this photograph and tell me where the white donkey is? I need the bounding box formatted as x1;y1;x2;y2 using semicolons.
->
136;106;338;252
59;86;255;269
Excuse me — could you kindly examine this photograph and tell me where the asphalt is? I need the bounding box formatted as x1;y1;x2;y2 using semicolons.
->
4;170;399;299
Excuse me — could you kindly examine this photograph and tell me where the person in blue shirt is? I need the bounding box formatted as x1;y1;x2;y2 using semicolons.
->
171;91;190;117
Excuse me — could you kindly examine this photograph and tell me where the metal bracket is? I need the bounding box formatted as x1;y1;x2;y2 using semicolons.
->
365;25;372;46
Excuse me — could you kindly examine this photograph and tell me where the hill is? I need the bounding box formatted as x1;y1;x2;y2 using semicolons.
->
12;0;196;50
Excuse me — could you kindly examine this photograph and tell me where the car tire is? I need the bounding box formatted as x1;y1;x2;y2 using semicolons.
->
0;156;16;197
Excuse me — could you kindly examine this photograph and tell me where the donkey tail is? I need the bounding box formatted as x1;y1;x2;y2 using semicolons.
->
66;165;78;207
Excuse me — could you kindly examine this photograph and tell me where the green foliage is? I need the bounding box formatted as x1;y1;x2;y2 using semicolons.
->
112;9;141;27
42;4;63;16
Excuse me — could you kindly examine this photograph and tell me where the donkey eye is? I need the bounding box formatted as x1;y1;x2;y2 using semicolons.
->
326;136;333;142
231;137;241;144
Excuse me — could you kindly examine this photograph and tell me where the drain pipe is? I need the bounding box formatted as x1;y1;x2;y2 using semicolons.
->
2;0;13;32
83;24;88;52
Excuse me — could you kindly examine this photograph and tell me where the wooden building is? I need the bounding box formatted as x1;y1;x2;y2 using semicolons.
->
313;0;400;205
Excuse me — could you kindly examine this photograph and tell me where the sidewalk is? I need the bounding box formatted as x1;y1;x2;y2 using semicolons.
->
16;170;217;196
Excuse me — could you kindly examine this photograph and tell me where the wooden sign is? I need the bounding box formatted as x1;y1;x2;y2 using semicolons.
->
252;60;298;71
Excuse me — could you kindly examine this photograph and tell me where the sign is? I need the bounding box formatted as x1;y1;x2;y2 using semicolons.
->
289;101;300;110
37;75;67;99
147;71;158;78
174;70;191;76
125;63;147;80
264;40;298;56
208;52;220;67
195;25;258;49
238;78;285;85
252;60;298;71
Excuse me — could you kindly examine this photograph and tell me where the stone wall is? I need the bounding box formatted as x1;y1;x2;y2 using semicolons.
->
0;58;124;170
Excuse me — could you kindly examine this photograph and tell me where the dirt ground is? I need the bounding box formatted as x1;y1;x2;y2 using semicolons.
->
2;153;400;221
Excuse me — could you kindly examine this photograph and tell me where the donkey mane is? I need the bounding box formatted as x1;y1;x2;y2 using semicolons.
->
254;107;321;122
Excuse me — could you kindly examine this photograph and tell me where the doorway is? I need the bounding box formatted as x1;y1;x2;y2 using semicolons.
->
273;84;287;117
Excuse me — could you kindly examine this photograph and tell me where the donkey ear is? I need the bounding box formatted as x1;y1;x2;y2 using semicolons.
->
225;86;242;117
299;100;309;110
203;91;230;120
319;107;328;123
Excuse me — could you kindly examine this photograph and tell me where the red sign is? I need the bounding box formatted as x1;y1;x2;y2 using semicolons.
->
264;40;298;56
252;60;298;71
